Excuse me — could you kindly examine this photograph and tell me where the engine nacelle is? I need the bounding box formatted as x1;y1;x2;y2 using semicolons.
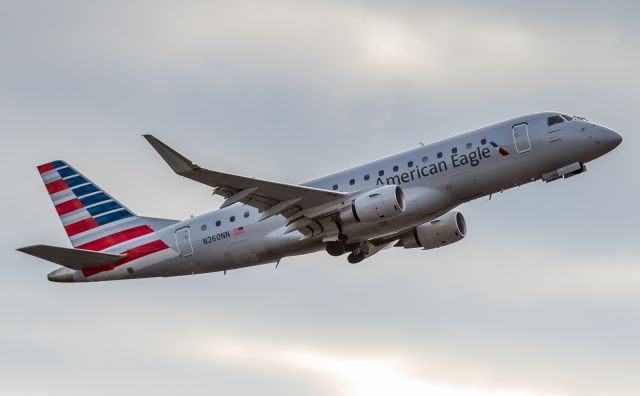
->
340;185;405;224
400;211;467;250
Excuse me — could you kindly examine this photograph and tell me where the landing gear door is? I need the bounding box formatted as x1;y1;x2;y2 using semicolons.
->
512;123;531;153
175;227;193;258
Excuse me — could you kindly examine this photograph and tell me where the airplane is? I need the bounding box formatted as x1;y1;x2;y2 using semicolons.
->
17;112;622;282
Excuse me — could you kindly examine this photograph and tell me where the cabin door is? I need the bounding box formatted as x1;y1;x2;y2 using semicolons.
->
175;227;193;257
512;123;531;153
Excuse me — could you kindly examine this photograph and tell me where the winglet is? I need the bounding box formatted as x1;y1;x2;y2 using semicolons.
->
143;134;200;175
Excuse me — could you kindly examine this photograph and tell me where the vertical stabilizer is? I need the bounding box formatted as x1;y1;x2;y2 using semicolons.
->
37;160;156;252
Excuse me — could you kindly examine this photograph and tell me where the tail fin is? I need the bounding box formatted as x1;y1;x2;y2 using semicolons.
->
37;160;156;252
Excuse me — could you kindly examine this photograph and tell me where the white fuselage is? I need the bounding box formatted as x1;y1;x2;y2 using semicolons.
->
73;112;622;281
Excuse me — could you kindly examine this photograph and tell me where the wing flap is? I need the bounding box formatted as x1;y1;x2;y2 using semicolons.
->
17;244;126;270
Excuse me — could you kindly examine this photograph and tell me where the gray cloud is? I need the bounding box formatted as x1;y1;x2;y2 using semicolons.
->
1;1;639;395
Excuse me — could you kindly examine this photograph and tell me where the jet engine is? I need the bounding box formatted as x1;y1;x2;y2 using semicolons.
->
399;211;466;250
340;185;405;224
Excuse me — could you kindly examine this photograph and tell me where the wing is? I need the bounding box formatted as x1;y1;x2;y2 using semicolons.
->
144;135;349;223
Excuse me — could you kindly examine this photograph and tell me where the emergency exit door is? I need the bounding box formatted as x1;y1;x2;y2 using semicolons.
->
175;227;193;257
512;123;531;153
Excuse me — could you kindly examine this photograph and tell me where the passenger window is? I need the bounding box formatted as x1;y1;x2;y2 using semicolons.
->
349;179;355;185
364;174;370;181
378;170;384;176
393;165;399;172
201;224;207;231
230;216;235;222
407;161;414;167
332;184;338;190
466;143;472;149
244;211;249;218
437;152;443;159
215;220;221;227
547;115;564;126
422;156;428;163
481;138;487;145
451;147;457;154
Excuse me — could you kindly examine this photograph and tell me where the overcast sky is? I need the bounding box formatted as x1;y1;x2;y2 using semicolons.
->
2;1;639;395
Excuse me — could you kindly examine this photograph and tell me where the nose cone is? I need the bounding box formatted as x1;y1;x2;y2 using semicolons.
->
47;267;76;282
607;128;623;149
594;125;622;153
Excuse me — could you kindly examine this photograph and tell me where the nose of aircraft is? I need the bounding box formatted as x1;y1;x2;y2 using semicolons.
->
602;126;623;150
591;124;622;153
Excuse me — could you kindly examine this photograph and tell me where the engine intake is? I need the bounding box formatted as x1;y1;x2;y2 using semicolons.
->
400;211;466;250
340;185;405;224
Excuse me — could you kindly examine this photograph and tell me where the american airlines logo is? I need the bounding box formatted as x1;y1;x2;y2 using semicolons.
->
376;146;493;186
490;141;511;156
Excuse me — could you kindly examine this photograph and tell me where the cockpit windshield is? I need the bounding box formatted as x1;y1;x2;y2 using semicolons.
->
547;115;564;126
548;114;588;126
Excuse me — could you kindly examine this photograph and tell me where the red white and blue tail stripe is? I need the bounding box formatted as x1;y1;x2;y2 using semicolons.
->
37;160;161;254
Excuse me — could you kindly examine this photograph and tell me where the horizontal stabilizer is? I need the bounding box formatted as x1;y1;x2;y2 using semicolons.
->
17;244;126;270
